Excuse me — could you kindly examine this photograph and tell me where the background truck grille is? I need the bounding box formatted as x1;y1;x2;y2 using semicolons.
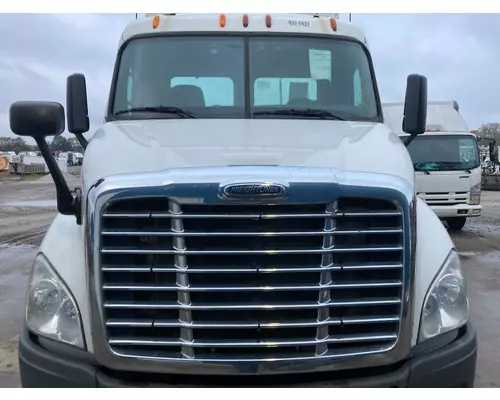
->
418;192;468;206
99;196;404;361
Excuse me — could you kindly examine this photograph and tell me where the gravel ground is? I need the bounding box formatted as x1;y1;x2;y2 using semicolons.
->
0;172;499;387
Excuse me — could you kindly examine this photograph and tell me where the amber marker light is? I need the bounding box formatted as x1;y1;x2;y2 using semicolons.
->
152;15;160;29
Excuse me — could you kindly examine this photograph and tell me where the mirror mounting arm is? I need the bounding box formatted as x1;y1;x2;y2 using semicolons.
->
403;134;418;147
36;137;81;223
74;133;88;150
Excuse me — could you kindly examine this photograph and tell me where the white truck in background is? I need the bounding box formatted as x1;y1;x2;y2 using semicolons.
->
67;151;84;166
10;13;476;387
384;101;485;231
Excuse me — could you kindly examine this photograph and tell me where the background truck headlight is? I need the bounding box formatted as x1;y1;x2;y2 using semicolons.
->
470;183;481;205
419;250;469;342
26;254;85;349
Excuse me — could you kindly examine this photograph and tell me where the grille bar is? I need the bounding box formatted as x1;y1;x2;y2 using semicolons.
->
102;280;403;292
101;263;403;274
101;228;403;237
108;333;398;348
102;211;402;219
101;246;403;255
105;315;401;329
104;298;402;310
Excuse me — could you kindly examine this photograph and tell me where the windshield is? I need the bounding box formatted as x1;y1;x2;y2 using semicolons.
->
406;135;480;171
110;34;380;121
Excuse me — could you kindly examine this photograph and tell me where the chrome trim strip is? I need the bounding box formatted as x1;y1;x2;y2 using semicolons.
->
102;280;403;291
108;333;398;348
100;245;403;255
102;211;402;219
105;315;400;329
103;298;402;310
100;263;403;274
86;165;415;375
101;228;403;236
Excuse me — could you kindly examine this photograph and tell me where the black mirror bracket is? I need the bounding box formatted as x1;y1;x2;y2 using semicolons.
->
36;137;81;224
74;188;83;225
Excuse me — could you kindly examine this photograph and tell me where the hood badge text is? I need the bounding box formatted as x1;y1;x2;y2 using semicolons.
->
221;183;286;201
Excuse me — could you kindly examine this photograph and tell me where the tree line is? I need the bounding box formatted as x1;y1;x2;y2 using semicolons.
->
474;123;500;145
0;135;84;154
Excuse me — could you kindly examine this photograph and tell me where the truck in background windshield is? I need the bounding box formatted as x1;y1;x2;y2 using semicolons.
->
384;101;484;231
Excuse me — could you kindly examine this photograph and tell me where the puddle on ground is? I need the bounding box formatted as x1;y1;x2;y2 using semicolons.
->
3;200;56;208
0;244;37;267
458;251;480;258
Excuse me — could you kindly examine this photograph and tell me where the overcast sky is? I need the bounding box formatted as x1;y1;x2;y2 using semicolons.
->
0;13;498;140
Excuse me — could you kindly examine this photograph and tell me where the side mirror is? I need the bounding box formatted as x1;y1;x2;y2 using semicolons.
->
67;73;89;149
9;101;65;138
402;74;427;136
9;100;78;220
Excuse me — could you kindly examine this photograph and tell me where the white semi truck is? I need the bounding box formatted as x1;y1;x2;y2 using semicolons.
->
10;13;476;387
384;101;486;231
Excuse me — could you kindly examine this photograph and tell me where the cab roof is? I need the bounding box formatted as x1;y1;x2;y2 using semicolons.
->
383;101;469;134
120;13;368;48
398;132;477;138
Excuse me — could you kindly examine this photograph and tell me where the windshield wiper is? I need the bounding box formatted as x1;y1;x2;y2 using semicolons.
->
114;106;196;119
433;162;476;173
414;166;431;175
253;108;345;120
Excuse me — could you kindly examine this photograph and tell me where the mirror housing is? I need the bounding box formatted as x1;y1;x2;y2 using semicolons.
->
10;101;65;138
402;74;427;136
8;100;80;222
67;73;89;149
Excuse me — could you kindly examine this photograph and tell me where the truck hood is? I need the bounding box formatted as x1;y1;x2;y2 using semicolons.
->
415;170;478;194
81;119;414;191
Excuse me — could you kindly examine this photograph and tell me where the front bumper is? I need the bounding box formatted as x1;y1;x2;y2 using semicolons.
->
19;322;477;388
430;204;482;218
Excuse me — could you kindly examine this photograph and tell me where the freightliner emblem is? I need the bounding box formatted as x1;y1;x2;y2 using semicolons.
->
221;183;286;200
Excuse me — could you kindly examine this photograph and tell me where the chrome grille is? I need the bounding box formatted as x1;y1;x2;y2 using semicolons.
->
99;197;404;361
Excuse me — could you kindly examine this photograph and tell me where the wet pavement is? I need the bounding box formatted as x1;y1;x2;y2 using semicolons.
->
0;178;500;387
4;200;57;208
0;244;36;382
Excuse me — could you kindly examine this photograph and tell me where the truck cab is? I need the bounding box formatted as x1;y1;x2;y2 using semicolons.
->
10;13;476;387
384;101;484;231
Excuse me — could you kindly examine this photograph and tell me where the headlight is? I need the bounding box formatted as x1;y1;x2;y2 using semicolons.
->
470;183;481;205
26;254;85;349
419;250;469;342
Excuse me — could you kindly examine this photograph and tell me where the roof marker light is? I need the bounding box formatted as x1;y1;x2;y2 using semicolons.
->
330;17;337;31
243;14;249;28
265;15;272;28
219;14;226;28
152;15;160;29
